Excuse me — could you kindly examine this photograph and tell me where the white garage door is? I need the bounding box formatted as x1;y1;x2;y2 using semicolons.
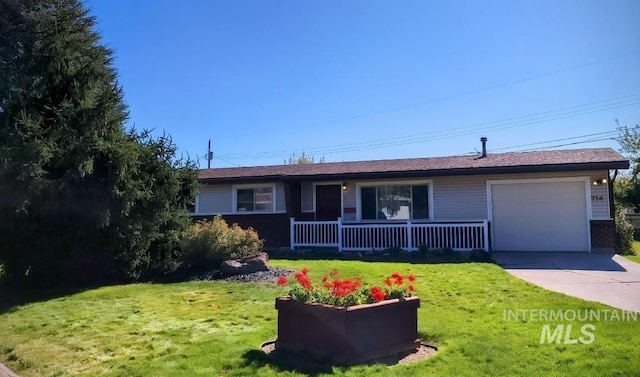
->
491;180;589;252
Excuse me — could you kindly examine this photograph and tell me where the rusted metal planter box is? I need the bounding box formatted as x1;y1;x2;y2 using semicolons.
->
274;296;420;365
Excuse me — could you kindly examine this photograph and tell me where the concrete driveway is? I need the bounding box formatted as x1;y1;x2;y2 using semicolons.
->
492;252;640;312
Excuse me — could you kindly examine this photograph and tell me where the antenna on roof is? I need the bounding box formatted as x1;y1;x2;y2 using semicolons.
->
207;139;213;169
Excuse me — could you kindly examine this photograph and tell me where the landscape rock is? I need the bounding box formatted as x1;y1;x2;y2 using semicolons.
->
220;252;269;276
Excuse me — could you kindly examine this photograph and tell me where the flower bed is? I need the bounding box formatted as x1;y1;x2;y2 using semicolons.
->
274;269;420;365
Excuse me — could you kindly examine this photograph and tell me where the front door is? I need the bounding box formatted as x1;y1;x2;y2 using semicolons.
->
315;185;342;221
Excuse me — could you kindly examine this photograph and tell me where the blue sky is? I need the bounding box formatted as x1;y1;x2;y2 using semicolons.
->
85;0;640;168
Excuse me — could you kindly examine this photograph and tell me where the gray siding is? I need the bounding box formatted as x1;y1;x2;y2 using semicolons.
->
275;182;286;212
197;183;285;214
589;182;610;219
198;185;233;213
301;182;314;212
343;182;356;208
342;182;357;221
203;170;611;219
433;176;486;220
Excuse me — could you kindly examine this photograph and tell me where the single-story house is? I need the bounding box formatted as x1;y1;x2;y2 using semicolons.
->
192;145;629;253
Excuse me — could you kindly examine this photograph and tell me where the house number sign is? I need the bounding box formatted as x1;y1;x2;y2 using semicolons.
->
591;195;604;201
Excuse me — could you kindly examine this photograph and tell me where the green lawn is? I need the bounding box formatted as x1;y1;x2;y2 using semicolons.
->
624;241;640;264
1;259;639;377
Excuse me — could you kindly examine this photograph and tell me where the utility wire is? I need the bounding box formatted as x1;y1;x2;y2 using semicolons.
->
516;137;617;152
490;130;618;152
216;93;638;157
287;50;640;131
214;94;640;159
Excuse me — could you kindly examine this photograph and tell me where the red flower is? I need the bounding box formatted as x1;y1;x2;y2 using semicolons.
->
370;286;386;302
295;271;312;290
282;268;415;306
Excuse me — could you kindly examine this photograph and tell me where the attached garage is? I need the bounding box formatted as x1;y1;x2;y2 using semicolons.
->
489;179;590;252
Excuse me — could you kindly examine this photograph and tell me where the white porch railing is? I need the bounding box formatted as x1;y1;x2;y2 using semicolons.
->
290;217;489;252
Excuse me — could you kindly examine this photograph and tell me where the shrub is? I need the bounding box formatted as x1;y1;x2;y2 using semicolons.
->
384;246;403;256
418;244;429;259
180;216;264;269
615;212;634;255
469;249;491;262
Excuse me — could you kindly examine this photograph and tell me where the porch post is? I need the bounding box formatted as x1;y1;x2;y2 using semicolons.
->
407;220;413;251
290;217;295;251
483;220;489;251
337;217;343;252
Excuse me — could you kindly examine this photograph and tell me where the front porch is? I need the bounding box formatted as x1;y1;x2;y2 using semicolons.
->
290;218;489;252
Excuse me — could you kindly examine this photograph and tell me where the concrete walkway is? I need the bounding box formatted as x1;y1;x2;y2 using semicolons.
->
493;252;640;312
0;362;18;377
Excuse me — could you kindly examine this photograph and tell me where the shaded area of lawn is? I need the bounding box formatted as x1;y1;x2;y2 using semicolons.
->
1;260;639;376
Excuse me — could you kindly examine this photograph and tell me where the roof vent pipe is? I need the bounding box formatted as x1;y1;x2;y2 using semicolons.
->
480;137;487;158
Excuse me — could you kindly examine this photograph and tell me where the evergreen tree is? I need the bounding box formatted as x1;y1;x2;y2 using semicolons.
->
0;0;198;286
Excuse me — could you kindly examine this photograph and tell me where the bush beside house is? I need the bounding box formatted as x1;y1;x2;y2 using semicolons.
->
615;212;635;255
180;216;264;270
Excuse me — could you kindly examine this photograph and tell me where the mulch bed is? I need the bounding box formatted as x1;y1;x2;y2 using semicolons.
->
260;340;437;369
191;267;295;283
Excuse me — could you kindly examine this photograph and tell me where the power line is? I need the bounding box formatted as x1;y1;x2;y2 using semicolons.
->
214;94;640;159
283;50;640;131
490;130;618;152
213;157;242;167
516;137;616;152
216;94;639;157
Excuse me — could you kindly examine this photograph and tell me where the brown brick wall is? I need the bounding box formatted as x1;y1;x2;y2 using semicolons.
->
192;213;291;248
590;220;615;249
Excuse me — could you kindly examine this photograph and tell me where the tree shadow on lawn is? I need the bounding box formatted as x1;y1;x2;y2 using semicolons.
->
241;347;334;376
269;248;495;265
0;283;99;315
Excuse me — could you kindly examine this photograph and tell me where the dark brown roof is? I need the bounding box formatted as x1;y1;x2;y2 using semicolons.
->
198;148;629;182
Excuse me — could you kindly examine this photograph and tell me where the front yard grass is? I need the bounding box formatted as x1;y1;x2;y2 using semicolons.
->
626;241;640;264
1;260;639;376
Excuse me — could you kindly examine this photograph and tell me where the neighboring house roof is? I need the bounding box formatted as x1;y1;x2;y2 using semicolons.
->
198;148;629;182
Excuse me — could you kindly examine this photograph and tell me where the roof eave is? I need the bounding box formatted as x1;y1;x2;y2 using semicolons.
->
198;161;629;183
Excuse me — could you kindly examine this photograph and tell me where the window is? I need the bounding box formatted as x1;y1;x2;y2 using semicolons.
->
235;186;274;212
361;184;429;220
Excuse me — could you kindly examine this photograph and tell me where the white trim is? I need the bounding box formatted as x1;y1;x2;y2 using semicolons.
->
232;183;276;214
192;211;287;216
194;193;199;214
355;179;433;222
357;178;433;187
486;177;591;252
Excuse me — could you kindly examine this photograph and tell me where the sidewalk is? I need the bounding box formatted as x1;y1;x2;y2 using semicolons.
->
0;362;18;377
493;252;640;312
